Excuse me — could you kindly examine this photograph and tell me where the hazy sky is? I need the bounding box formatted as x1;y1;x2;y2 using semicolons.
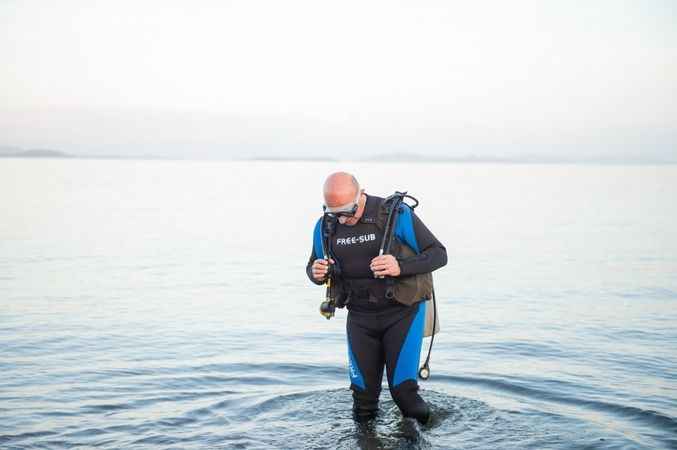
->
1;0;675;159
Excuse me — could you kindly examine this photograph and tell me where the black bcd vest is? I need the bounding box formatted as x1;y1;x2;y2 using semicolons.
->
324;193;433;308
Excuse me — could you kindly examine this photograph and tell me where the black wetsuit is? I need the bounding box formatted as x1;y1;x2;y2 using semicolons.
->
306;194;447;423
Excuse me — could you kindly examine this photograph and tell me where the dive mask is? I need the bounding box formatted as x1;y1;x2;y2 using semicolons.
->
323;190;361;217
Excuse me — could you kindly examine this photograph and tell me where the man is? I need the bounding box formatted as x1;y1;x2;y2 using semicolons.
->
306;172;447;424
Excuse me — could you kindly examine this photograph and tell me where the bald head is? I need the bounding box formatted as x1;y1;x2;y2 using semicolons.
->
323;172;360;207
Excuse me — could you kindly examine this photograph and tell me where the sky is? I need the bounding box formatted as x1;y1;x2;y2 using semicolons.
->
1;0;676;160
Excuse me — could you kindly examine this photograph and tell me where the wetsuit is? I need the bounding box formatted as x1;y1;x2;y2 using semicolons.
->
306;194;447;423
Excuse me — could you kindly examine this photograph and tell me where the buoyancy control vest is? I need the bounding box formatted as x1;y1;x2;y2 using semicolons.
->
313;192;434;309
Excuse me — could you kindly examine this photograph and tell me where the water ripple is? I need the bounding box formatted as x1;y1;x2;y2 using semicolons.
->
435;374;677;444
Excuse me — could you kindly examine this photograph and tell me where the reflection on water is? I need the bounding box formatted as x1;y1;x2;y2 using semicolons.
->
1;160;676;449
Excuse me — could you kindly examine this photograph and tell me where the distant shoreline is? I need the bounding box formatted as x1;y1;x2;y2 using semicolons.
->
1;148;675;165
0;149;74;158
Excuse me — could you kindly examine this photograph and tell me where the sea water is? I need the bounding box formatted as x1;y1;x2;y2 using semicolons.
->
1;159;676;449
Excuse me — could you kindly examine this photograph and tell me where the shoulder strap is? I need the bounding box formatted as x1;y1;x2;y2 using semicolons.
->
377;191;420;255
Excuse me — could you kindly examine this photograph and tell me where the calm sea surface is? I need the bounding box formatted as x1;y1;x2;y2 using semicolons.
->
1;159;676;449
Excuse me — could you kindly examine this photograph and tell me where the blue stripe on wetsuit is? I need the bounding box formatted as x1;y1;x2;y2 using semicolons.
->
313;218;323;259
393;300;426;386
347;333;366;389
394;204;420;253
393;204;425;386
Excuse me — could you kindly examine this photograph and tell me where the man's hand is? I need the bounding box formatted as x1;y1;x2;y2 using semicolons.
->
370;254;401;277
311;258;334;282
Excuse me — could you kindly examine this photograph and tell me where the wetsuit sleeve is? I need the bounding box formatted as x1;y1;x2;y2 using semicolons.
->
306;250;325;285
397;211;447;276
306;218;326;285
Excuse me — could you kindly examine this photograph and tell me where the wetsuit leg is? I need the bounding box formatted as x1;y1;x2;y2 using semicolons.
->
383;302;430;424
346;311;385;421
